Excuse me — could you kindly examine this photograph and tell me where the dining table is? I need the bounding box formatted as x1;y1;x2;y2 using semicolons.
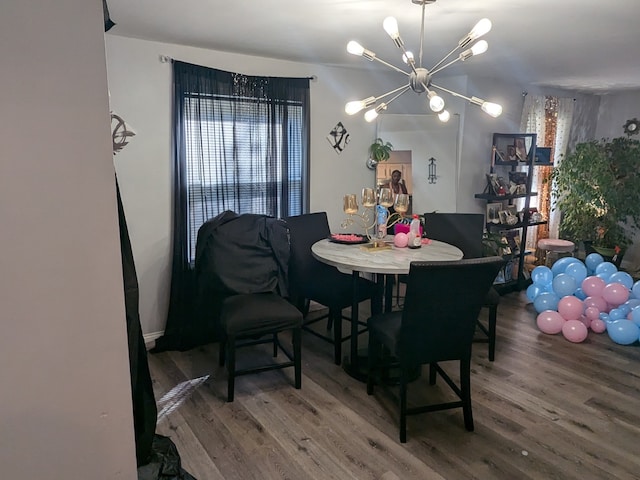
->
311;236;463;381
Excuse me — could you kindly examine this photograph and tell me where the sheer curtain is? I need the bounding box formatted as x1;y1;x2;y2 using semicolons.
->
548;98;574;238
153;61;310;352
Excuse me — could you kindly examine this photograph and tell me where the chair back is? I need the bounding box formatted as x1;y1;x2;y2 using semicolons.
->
398;257;504;365
285;212;334;283
423;212;484;259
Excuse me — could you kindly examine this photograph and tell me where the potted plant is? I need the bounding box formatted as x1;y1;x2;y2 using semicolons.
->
550;135;640;264
366;138;393;169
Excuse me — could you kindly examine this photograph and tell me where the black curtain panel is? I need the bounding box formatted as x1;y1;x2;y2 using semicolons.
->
103;0;115;32
153;61;310;352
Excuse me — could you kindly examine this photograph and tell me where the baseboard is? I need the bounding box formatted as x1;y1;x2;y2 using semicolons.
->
143;330;164;350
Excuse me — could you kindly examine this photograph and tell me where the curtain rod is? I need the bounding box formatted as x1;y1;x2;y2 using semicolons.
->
158;55;317;81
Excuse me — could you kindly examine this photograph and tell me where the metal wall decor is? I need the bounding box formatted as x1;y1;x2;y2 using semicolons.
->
428;157;437;183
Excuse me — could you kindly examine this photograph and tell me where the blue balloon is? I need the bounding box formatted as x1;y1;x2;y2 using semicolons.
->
599;312;610;323
632;281;640;300
564;261;588;285
532;266;553;286
617;304;632;316
608;271;634;289
595;261;618;276
596;272;613;283
607;320;640;345
608;308;626;321
631;308;640;327
625;299;640;310
551;257;580;276
552;273;578;298
526;283;543;302
533;292;560;313
585;252;604;272
574;287;587;300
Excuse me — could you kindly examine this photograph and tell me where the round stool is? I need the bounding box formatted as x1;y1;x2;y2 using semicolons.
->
537;238;575;267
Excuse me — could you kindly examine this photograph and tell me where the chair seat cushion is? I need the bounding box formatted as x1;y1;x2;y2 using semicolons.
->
537;238;575;252
368;311;402;354
221;293;302;336
302;266;377;309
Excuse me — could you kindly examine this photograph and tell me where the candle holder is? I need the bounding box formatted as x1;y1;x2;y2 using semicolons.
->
341;187;408;244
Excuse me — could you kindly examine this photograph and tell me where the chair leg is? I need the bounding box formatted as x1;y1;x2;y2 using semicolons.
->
331;309;342;365
399;366;408;443
460;358;474;431
227;337;236;402
366;337;379;395
428;363;437;385
219;340;226;367
272;333;278;357
293;327;302;389
488;305;497;362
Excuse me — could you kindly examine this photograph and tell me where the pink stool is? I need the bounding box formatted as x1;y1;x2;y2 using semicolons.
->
537;238;575;267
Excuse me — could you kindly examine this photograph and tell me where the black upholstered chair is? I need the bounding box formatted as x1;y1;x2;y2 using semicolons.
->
285;212;380;364
422;212;503;361
195;211;302;402
367;257;504;443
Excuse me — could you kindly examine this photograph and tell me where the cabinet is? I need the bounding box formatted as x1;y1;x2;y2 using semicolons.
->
475;133;547;293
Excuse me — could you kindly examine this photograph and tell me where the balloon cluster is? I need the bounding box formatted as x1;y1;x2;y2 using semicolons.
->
527;253;640;345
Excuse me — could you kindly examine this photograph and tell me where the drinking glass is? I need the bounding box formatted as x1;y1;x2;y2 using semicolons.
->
378;188;393;208
343;194;358;214
394;194;409;214
361;187;376;207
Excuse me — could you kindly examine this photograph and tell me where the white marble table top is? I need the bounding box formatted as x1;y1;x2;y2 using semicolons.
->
311;237;463;275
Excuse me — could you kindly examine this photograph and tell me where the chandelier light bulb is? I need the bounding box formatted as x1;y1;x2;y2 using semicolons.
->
481;101;503;118
383;16;400;39
428;92;445;113
347;41;365;56
402;51;414;64
345;96;376;115
469;18;492;41
438;110;451;122
364;108;380;123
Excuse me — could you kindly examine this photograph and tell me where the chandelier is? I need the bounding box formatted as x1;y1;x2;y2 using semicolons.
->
344;0;502;123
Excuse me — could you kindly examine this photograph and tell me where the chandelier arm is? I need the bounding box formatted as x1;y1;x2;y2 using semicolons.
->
371;57;411;76
384;85;412;107
418;1;426;67
374;84;413;103
428;45;460;73
430;56;461;76
430;83;472;102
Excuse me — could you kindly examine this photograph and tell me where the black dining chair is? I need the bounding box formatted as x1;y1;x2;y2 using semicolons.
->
285;212;380;365
194;211;302;402
422;212;503;361
367;257;504;443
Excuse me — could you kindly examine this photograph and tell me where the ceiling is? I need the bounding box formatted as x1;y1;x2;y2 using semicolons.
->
106;0;640;94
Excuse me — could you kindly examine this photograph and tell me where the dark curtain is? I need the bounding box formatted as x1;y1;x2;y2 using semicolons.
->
153;61;310;352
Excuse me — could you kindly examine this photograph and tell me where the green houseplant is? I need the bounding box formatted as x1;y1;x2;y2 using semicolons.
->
366;138;393;169
550;135;640;259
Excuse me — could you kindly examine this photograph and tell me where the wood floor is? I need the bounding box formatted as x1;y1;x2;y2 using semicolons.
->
147;291;640;480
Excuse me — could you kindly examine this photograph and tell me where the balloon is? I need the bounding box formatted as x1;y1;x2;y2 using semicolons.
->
596;272;613;283
552;273;578;298
585;252;604;273
618;304;631;316
590;318;607;333
558;296;584;321
562;319;588;343
608;308;626;321
551;257;580;276
631;308;640;327
526;283;543;302
607;320;640;345
632;280;640;300
536;310;565;334
394;232;408;248
578;314;592;329
532;266;553;285
564;261;588;285
583;296;608;312
582;276;606;297
584;306;600;321
608;271;634;289
625;299;640;310
602;282;629;306
533;292;560;313
595;261;617;276
574;287;587;300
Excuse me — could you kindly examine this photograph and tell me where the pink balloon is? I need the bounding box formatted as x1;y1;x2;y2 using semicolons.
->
583;296;608;313
602;282;629;306
578;314;592;329
536;310;565;335
558;296;584;321
562;319;589;343
584;306;600;321
394;232;408;248
590;318;607;333
582;276;606;297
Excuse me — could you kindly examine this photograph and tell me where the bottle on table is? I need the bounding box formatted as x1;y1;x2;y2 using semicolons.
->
408;214;422;249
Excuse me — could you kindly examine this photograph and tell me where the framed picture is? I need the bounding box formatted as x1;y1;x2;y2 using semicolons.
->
534;146;553;165
499;207;518;225
493;140;517;165
514;137;528;162
486;202;501;224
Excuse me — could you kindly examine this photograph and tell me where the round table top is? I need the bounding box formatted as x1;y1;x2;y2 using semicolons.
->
311;237;463;275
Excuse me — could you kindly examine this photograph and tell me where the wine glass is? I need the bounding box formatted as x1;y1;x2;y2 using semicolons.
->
394;194;409;214
343;194;358;215
361;187;376;207
378;188;393;208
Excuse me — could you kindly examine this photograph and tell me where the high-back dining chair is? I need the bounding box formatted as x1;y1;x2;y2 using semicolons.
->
195;211;302;402
366;257;504;442
422;212;503;361
285;212;380;365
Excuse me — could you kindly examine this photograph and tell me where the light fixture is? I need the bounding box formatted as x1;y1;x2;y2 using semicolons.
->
345;0;502;122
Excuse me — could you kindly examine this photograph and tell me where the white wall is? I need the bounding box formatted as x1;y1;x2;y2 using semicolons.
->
0;1;137;479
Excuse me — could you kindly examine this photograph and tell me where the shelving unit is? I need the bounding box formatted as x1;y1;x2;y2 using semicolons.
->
475;132;547;293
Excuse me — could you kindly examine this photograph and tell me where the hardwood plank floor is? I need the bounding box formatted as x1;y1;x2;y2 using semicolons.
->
147;291;640;480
